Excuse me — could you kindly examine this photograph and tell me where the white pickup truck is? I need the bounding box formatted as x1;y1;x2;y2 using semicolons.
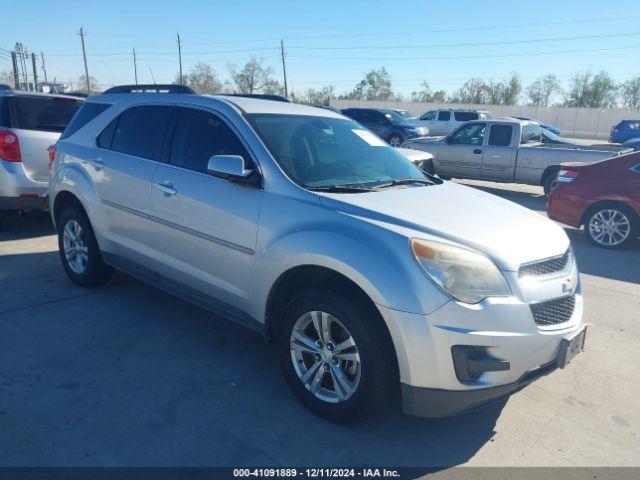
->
403;118;632;193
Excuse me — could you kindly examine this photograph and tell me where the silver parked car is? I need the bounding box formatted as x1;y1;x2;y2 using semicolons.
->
0;90;83;212
49;85;586;422
413;108;491;136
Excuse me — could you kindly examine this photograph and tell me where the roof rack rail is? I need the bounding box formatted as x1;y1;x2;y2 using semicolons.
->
223;93;289;103
103;84;195;94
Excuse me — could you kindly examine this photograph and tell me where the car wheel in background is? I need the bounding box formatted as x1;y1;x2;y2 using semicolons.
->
585;202;638;249
278;289;397;423
543;172;559;196
387;134;403;147
57;207;114;286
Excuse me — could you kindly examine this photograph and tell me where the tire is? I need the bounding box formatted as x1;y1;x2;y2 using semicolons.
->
57;206;114;286
277;289;397;423
542;171;559;196
584;202;638;249
387;134;403;148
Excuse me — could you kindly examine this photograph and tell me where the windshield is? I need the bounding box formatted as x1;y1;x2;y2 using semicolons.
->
380;109;408;124
396;110;414;119
541;128;562;142
248;114;427;189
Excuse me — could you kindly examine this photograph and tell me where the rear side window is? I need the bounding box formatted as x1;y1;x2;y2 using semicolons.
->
110;105;173;161
489;125;513;146
437;111;451;121
170;108;250;174
0;98;10;127
454;111;479;121
12;96;82;132
60;102;111;140
521;124;542;144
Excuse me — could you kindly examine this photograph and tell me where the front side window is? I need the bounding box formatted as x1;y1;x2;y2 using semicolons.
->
13;96;83;132
110;105;173;161
488;125;513;146
420;111;436;121
437;111;451;121
170;108;250;174
248;114;426;189
454;111;479;122
448;123;486;145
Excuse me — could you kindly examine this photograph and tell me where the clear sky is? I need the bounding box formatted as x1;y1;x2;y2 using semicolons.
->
2;0;639;97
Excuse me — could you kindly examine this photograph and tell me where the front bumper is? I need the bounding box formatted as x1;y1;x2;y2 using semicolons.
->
378;268;584;417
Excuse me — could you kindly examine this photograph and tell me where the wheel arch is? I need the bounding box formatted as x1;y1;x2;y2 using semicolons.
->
541;165;561;187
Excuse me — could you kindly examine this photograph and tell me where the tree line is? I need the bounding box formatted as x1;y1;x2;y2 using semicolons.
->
3;59;638;110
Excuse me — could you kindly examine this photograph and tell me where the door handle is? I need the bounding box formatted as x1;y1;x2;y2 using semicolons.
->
155;182;177;196
86;158;104;170
473;149;483;154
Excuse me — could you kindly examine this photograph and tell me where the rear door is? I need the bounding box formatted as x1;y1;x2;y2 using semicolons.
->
147;106;263;314
481;123;517;181
93;104;175;262
435;122;486;178
10;95;82;182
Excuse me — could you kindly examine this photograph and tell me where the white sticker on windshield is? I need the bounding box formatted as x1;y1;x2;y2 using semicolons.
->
352;129;387;147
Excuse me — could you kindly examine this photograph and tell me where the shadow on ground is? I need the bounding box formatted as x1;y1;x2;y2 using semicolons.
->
0;210;55;241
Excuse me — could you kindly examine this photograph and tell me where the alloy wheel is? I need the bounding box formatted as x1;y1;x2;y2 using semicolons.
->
289;310;361;403
588;209;631;247
62;219;89;274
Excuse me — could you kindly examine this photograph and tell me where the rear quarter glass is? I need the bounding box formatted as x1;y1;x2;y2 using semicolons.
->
60;102;111;140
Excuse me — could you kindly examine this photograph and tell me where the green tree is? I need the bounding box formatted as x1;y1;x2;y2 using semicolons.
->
349;67;393;100
527;74;562;107
410;81;446;103
449;78;489;104
619;77;640;110
564;71;617;108
178;63;223;94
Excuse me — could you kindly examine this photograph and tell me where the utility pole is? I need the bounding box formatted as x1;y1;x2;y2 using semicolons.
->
79;27;91;94
10;52;20;89
177;33;183;85
41;51;48;84
15;43;28;90
280;39;288;100
133;48;138;85
31;53;38;91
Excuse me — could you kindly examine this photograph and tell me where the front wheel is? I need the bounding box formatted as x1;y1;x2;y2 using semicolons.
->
278;289;397;423
387;134;404;147
585;203;638;249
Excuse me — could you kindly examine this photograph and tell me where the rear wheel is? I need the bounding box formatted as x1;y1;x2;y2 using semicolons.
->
57;207;113;286
278;289;397;423
542;171;559;196
585;202;638;249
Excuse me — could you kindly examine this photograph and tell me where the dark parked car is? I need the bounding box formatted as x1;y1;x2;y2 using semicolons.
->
610;120;640;143
547;152;640;249
514;116;560;135
341;108;428;147
623;137;640;151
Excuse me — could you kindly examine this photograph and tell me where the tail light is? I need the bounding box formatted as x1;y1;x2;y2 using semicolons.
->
557;169;579;183
0;130;21;162
48;144;57;170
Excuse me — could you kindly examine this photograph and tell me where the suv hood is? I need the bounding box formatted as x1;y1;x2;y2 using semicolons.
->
319;181;569;271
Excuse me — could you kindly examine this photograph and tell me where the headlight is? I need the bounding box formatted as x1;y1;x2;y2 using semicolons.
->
411;239;511;304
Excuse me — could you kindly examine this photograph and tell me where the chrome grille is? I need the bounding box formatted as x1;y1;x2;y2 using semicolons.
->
530;295;576;326
519;250;570;278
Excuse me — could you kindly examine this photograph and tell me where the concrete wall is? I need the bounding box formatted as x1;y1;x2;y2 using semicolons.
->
329;99;640;140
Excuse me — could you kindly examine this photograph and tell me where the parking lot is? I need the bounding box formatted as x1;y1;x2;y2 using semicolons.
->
0;181;639;468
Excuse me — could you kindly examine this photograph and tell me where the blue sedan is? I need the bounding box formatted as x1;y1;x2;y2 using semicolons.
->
341;108;429;147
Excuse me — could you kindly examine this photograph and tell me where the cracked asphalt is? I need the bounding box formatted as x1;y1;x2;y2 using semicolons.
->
0;181;638;468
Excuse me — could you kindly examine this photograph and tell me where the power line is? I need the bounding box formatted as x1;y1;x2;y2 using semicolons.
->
288;44;640;62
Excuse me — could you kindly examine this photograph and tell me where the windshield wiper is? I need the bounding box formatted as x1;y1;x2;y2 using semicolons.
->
306;185;374;193
372;178;435;189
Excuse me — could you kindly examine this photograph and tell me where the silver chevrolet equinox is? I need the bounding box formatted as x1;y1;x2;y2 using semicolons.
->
49;85;586;423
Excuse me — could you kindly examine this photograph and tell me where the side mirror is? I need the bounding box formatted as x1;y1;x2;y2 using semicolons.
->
206;155;260;187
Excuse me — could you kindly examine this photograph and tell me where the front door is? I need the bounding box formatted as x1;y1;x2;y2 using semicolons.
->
147;106;263;314
435;122;486;178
